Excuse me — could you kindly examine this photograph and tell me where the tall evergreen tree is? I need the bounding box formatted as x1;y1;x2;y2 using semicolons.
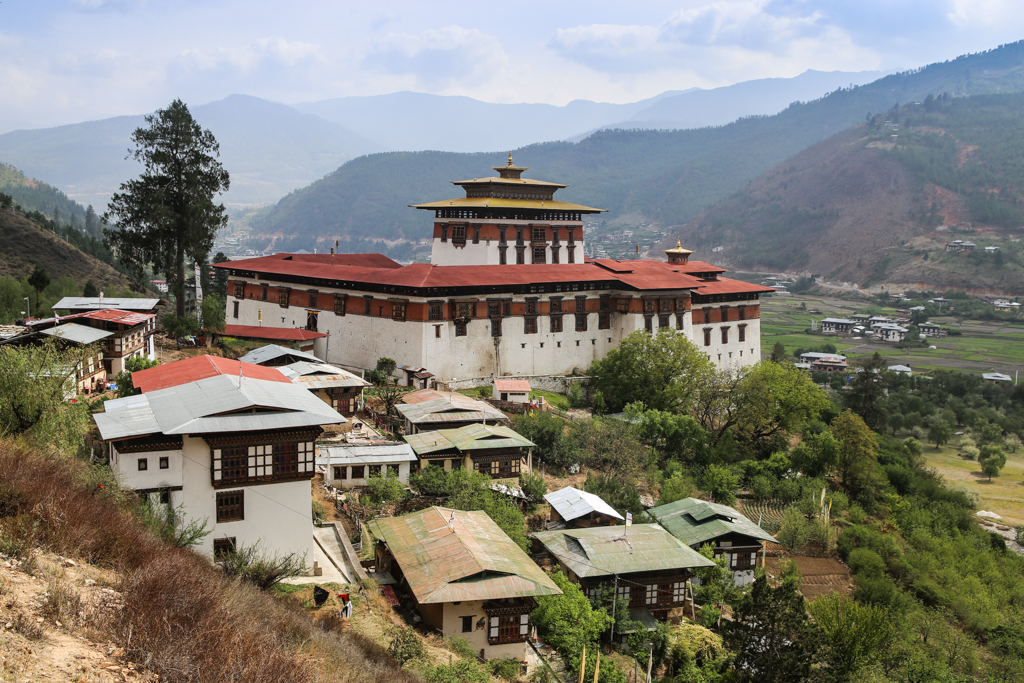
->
103;99;230;317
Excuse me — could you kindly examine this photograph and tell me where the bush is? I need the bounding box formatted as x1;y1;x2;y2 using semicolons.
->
366;470;408;507
566;382;587;409
487;658;521;681
386;624;425;666
445;636;478;660
777;507;812;552
216;542;307;590
519;471;547;508
421;659;490;683
749;475;774;501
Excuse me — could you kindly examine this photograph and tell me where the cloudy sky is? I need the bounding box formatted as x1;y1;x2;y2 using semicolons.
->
1;0;1022;132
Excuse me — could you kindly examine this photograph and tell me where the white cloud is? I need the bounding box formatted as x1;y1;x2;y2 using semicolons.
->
361;25;508;89
947;0;1018;28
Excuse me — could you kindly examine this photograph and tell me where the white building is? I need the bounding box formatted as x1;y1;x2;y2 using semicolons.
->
872;323;908;342
94;356;345;564
820;318;854;335
493;378;531;403
318;442;418;489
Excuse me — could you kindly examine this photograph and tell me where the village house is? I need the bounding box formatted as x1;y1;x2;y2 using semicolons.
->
493;378;531;404
872;323;908;342
532;524;714;624
820;318;854;335
982;372;1012;383
945;240;976;253
800;352;848;373
214;159;772;381
318;441;418;489
888;365;913;375
0;320;111;394
647;498;776;587
918;322;946;338
367;507;561;662
222;324;327;356
543;486;624;529
985;246;1000;254
396;389;508;434
95;355;344;563
405;423;534;482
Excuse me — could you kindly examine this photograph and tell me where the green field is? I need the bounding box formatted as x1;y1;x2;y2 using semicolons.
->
918;441;1024;526
760;294;1024;376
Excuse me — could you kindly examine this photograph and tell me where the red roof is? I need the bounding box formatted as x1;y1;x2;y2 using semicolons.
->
214;253;401;270
80;309;155;326
494;379;531;392
132;355;291;393
690;277;775;296
222;324;327;341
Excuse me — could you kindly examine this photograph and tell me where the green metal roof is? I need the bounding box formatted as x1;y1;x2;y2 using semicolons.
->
647;497;777;547
366;506;560;604
532;524;714;578
405;423;535;456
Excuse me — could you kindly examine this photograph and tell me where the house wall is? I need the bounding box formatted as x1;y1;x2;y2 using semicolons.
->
110;445;184;491
325;461;413;489
439;601;530;661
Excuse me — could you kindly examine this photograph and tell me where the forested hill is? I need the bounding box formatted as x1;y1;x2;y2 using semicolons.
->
252;41;1024;253
0;163;99;235
662;92;1024;295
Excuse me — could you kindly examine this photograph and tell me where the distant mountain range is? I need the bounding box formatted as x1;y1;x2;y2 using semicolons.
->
251;41;1024;254
0;69;883;209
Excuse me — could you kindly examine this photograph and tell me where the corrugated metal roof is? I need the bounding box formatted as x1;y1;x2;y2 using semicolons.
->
222;324;327;341
532;524;714;578
396;397;506;425
133;355;291;393
280;361;370;389
544;486;624;522
494;379;531;392
647;497;777;547
53;297;161;311
238;344;323;365
39;323;112;345
405;423;535;455
317;442;417;465
80;309;155;325
366;507;561;604
94;374;345;440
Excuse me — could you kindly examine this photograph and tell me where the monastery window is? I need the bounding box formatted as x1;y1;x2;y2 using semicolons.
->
567;227;576;244
498;226;507;244
643;299;656;314
575;313;588;332
645;317;653;333
440;225;448;242
364;296;373;315
616;298;630;313
532;246;546;264
138;458;148;471
216;490;244;523
516;247;525;265
659;315;670;328
703;308;712;324
550;315;563;333
532;226;547;242
524;317;538;334
660;298;674;313
232;301;239;319
261;284;269;301
515;227;524;245
567;246;576;263
306;311;318;332
721;327;730;344
428;301;443;321
435;325;441;338
491;318;502;337
599;295;610;311
473;226;480;244
551;247;559;264
213;537;236;559
549;297;562;313
305;290;317;309
455;302;475;319
351;466;365;479
392;301;407;321
551;227;560;244
526;298;538;315
599;313;610;330
452;225;466;246
575;296;587;313
335;295;347;316
159;456;169;470
499;246;507;265
737;306;746;320
703;328;712;347
233;282;244;298
720;305;730;321
278;287;290;308
676;313;685;330
738;324;746;343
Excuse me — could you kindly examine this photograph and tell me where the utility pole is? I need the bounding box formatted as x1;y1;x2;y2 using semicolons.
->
610;574;618;646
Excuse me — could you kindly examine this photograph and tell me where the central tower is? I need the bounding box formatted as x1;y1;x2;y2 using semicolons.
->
412;155;606;266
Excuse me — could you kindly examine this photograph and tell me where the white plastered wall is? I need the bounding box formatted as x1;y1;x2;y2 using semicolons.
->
439;600;530;661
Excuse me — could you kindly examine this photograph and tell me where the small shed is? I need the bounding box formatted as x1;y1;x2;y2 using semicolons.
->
493;378;531;403
318;442;418;489
544;486;624;528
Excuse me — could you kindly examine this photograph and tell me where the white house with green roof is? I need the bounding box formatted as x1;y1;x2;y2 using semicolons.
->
647;497;776;586
366;506;560;662
404;423;534;483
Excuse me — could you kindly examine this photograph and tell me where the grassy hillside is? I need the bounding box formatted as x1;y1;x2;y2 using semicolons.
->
664;92;1024;293
252;41;1024;254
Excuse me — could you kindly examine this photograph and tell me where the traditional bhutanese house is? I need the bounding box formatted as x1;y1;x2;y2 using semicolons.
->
238;344;324;367
983;372;1012;383
395;392;508;434
543;486;624;529
872;323;908;343
800;352;848;373
493;378;531;404
405;423;535;482
531;524;714;623
647;497;776;587
366;506;561;662
0;321;112;395
94;355;345;563
52;296;163;315
75;309;157;374
918;322;946;338
318;442;418;489
278;362;370;416
820;318;854;335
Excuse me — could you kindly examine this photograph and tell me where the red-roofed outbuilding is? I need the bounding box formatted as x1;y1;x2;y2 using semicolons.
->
132;355;291;393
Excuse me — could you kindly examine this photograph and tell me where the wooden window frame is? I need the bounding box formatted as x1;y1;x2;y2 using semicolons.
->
598;312;610;330
216;490;244;523
524;317;538;334
428;301;443;321
351;465;365;479
232;301;239;319
462;615;474;633
213;537;236;560
455;321;468;337
721;327;730;344
491;318;502;337
138;458;148;471
391;301;407;322
307;290;318;309
159;456;169;470
550;315;563;333
575;313;588;332
532;246;546;264
364;296;373;315
233;282;244;299
738;324;747;343
703;328;712;347
334;295;347;316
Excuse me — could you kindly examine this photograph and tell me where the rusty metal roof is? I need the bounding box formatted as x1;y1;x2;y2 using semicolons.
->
395;396;506;425
544;486;624;522
532;524;715;578
366;507;561;604
647;497;777;547
404;423;534;456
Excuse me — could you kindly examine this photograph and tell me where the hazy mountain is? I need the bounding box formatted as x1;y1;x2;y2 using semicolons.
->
252;41;1024;254
0;95;376;209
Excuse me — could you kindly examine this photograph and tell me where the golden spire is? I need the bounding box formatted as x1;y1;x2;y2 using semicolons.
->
507;152;514;166
663;239;694;264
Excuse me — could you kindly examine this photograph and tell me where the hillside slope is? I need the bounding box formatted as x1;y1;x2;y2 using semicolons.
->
252;41;1024;254
662;93;1024;294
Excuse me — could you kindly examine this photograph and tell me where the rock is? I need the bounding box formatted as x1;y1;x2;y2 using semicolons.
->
84;579;97;586
64;558;77;567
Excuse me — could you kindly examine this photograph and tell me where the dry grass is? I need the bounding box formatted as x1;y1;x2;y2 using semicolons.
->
0;440;424;683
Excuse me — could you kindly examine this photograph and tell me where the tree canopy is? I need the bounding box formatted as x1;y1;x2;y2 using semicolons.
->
103;99;229;317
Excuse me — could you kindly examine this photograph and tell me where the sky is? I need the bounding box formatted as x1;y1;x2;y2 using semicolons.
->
1;0;1023;133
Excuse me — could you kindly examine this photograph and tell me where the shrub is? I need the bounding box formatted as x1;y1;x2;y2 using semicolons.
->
216;542;307;590
566;382;587;408
41;578;83;625
422;659;490;683
386;623;425;665
749;475;774;501
777;507;812;552
444;636;478;660
487;658;521;681
366;470;408;507
847;504;867;525
519;471;548;508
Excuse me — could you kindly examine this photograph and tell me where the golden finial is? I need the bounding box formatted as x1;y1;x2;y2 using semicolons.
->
507;152;514;166
676;239;682;248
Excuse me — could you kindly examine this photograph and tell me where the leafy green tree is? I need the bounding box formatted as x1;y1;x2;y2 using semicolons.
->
808;593;896;679
843;352;889;431
518;471;547;509
210;252;230;297
887;412;904;435
727;361;830;451
513;411;579;468
979;445;1007;481
161;312;201;340
84;204;100;237
366;469;408;507
200;293;226;334
699;464;740;506
693;544;738;622
724;574;821;683
928;419;952;448
114;354;159;397
628;403;710;464
103;99;230;317
777;507;811;552
82;280;99;298
531;570;613;657
27;265;50;315
832;410;880;497
789;429;839;478
589;328;714;413
770;341;787;363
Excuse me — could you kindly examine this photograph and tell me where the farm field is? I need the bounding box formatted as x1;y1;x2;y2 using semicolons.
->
759;294;1024;377
916;441;1024;527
